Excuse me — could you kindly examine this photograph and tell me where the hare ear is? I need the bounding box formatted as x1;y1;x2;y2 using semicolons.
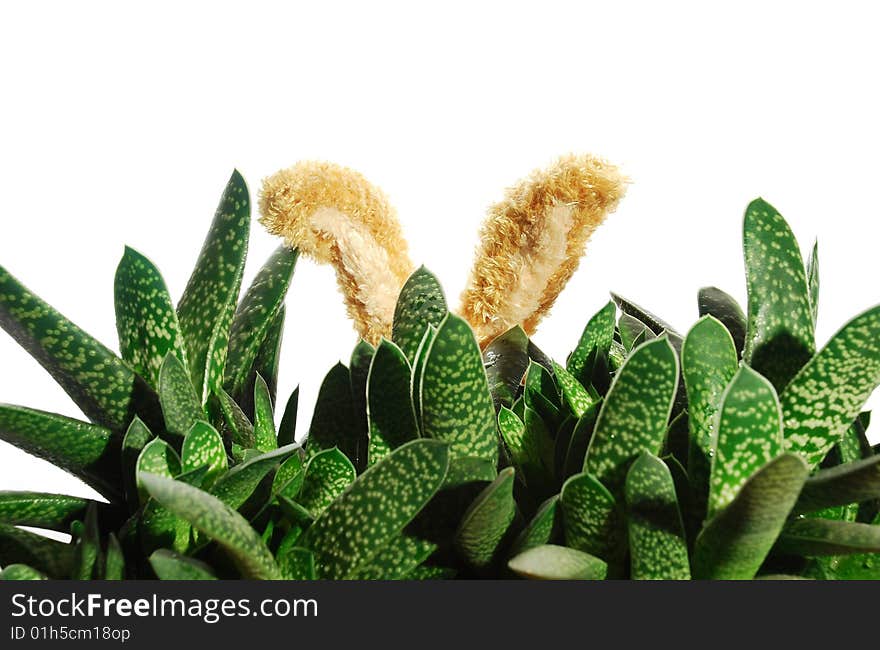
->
259;161;414;344
459;154;628;347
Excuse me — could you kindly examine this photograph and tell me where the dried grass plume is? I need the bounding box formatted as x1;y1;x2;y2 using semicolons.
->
259;161;414;344
459;154;628;345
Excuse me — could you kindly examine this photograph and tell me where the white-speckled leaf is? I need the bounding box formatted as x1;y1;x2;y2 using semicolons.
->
508;544;607;580
181;421;227;487
560;471;623;563
252;374;277;453
350;535;437;580
392;267;448;363
552;362;596;419
135;438;181;504
367;339;418;467
158;352;204;441
211;444;299;510
453;467;517;569
298;448;356;517
567;301;616;383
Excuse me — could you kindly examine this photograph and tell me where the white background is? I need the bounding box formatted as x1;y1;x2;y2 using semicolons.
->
2;1;879;503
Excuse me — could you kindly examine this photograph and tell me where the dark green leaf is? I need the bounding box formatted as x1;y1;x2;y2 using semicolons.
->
560;471;623;563
0;524;74;578
252;375;277;453
103;534;124;580
298;448;356;517
483;325;530;410
698;287;747;356
212;389;254;449
180;421;227;486
776;518;880;556
351;535;437;580
277;547;316;580
611;293;683;351
454;468;517;569
149;549;217;580
0;492;97;532
367;339;419;467
508;544;607;580
0;564;47;580
277;387;299;447
158;352;204;441
307;363;361;468
136;438;181;504
552;362;595;419
794;455;880;515
392;266;448;363
807;240;819;328
567;301;616;383
211;444;299;510
510;495;560;555
121;417;153;505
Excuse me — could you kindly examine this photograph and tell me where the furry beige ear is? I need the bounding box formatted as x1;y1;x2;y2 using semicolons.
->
259;161;414;344
459;154;627;346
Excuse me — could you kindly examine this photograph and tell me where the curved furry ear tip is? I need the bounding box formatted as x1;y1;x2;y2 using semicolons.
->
257;161;414;344
460;154;628;346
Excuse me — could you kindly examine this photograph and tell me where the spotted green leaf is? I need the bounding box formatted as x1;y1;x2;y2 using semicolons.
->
411;324;436;427
584;337;679;497
301;439;449;579
114;246;188;388
212;389;254;449
251;306;285;404
0;564;47;580
420;313;497;464
807;241;819;328
272;452;305;498
443;456;497;488
277;547;316;580
509;544;607;580
211;444;300;510
562;403;600;482
742;198;815;390
103;534;124;580
625;453;690;579
611;293;683;351
351;535;437;580
136;438;181;504
698;287;747;356
454;468;517;569
510;495;560;556
177;171;250;403
781;305;880;468
560;471;623;563
392;266;448;363
0;523;74;578
307;363;361;468
776;518;880;556
367;339;419;467
0;405;119;499
139;465;208;554
0;492;98;532
0;264;158;432
552;362;595;419
181;421;227;486
709;366;783;518
71;504;100;579
224;246;298;397
794;455;880;515
298;448;356;517
568;301;616;383
121;417;153;505
149;549;217;580
498;406;553;495
141;472;280;579
692;453;808;579
252;375;277;453
483;325;530;410
158;352;204;441
619;312;651;351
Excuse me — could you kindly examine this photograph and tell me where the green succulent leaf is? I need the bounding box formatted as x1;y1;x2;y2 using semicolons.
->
141;472;280;579
351;535;437;580
508;544;607;580
411;324;437;427
224;246;298;398
560;471;623;563
0;524;74;578
212;389;255;449
211;444;300;510
697;287;747;356
177;170;250;403
301;439;449;579
584;337;679;497
420;313;498;465
562;403;600;482
619;313;651;351
0;264;159;432
272;453;305;499
0;405;119;499
367;339;419;467
0;564;47;580
392;267;448;363
0;492;98;532
443;456;497;488
71;504;100;580
277;547;316;580
625;453;690;580
349;339;374;446
307;363;361;469
251;306;286;405
794;455;880;515
103;534;125;580
136;438;181;504
611;293;683;351
807;241;820;328
277;387;299;448
567;301;616;384
158;352;204;441
709;366;783;518
776;518;880;556
742;198;815;391
121;417;153;505
114;246;188;388
181;421;228;486
483;325;530;410
498;406;553;495
252;375;278;453
298;448;357;517
149;549;217;580
454;468;517;569
781;305;880;468
692;453;808;580
510;495;560;556
552;362;595;419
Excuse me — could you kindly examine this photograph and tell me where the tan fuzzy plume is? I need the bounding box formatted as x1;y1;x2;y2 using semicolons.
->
459;154;628;346
259;161;414;344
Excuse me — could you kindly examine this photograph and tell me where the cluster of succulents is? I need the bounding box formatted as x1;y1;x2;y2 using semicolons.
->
1;165;879;580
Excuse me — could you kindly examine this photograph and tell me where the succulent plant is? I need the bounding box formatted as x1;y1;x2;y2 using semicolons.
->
1;162;879;581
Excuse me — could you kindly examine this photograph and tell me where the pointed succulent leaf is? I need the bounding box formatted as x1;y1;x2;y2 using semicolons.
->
611;293;683;351
781;305;880;468
307;363;361;468
0;492;99;532
794;455;880;515
625;453;690;580
776;518;880;556
0;264;159;432
121;417;153;505
237;306;286;417
510;495;560;556
392;267;448;363
0;564;47;580
301;439;449;579
272;453;305;499
212;389;254;449
742;198;815;390
177;171;250;403
454;468;517;569
619;313;650;351
442;456;496;488
509;544;607;580
483;325;530;410
114;246;188;388
252;375;277;453
552;362;595;419
224;246;298;397
807;241;819;328
563;403;601;481
367;339;419;467
349;340;374;454
136;438;181;503
277;387;299;447
103;534;124;580
0;405;119;499
141;472;281;579
210;444;299;510
351;535;437;580
560;472;623;563
524;360;559;409
709;366;783;518
158;352;204;441
420;313;498;464
181;421;228;486
567;301;616;383
71;504;100;579
411;324;436;426
692;453;808;579
277;547;316;580
298;448;357;517
698;287;747;356
149;549;217;580
584;337;679;497
0;523;74;578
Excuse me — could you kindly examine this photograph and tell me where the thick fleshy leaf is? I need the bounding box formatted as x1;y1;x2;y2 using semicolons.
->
483;326;530;410
272;453;305;498
562;403;600;481
392;267;448;363
0;405;119;499
139;465;208;555
141;472;280;579
584;337;679;497
135;438;181;503
619;312;651;351
212;389;254;449
794;455;880;515
121;417;153;505
611;293;683;351
0;524;74;578
625;453;690;580
149;549;217;580
442;456;496;488
807;241;819;328
114;246;188;388
454;468;517;569
277;547;316;580
224;246;298;397
351;535;437;580
708;366;783;518
0;492;98;532
698;287;747;356
349;339;374;449
560;472;623;563
509;544;607;580
567;301;616;384
0;564;47;580
252;375;277;453
420;314;498;464
250;306;285;405
742;198;815;390
181;421;227;486
0;263;159;432
211;444;299;510
298;448;357;517
692;453;808;580
307;363;361;468
498;407;552;495
277;387;299;447
552;362;595;419
776;518;880;556
781;305;880;468
158;352;204;441
367;339;419;467
177;170;250;403
411;325;436;427
301;439;449;579
103;534;124;580
71;504;100;579
510;495;560;556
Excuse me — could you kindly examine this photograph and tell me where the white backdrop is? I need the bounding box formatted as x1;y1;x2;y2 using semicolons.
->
2;1;879;503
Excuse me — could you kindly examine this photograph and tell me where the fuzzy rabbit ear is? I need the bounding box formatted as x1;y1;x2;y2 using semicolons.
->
259;161;415;344
459;154;628;346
